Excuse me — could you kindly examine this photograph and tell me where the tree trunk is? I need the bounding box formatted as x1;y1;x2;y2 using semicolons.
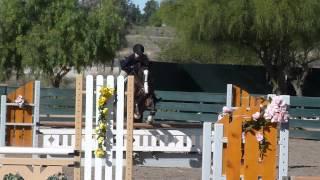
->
50;66;71;88
268;71;289;95
288;64;309;96
51;76;63;88
290;79;305;96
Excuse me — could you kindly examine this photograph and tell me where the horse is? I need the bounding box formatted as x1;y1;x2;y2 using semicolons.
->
120;59;157;123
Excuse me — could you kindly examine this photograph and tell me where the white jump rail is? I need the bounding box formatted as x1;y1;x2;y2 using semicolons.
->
40;128;205;152
0;147;74;155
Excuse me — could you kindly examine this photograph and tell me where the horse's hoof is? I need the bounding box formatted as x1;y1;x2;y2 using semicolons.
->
134;113;141;119
146;115;154;124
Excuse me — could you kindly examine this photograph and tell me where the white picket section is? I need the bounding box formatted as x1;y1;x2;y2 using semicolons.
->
212;123;224;180
279;95;290;180
84;75;94;180
0;95;7;147
105;75;115;180
95;75;103;180
115;75;125;180
202;122;212;180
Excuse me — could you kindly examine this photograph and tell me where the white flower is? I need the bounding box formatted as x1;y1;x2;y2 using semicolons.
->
14;95;24;108
252;112;261;120
256;133;264;142
222;106;233;113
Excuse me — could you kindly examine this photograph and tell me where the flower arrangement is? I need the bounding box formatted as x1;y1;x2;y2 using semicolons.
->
14;95;25;108
220;95;289;161
95;87;114;158
246;95;289;160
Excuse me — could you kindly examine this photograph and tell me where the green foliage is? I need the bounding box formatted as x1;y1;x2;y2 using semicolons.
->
143;0;159;25
0;0;125;87
3;173;24;180
47;173;67;180
159;39;259;64
159;0;320;95
0;0;28;79
127;1;143;25
148;11;162;27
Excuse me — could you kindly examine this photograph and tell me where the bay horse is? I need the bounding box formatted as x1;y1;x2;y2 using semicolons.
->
122;61;157;123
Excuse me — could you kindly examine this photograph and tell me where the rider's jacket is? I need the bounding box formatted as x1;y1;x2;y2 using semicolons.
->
120;54;150;74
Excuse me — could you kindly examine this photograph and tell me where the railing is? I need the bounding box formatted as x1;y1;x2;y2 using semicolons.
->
40;128;207;153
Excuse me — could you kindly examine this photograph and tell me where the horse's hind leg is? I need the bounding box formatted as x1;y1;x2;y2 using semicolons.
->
146;97;156;124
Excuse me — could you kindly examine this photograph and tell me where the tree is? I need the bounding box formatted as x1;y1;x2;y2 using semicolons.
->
143;0;159;24
160;0;320;96
0;0;125;87
0;0;28;80
127;1;142;25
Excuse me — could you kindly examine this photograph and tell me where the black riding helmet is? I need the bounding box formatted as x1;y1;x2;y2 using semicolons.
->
133;44;144;56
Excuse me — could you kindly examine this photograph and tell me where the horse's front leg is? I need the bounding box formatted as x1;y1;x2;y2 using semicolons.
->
143;69;149;94
145;96;156;124
134;103;141;120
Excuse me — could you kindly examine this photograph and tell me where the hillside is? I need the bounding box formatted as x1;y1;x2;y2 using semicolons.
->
117;25;175;61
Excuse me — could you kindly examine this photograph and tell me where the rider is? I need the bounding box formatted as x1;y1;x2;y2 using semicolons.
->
120;44;156;123
120;44;150;76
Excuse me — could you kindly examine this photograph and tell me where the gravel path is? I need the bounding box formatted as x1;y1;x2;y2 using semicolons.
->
62;139;320;179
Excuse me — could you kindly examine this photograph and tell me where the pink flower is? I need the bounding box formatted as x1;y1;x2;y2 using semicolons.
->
218;114;223;120
283;113;289;122
222;106;233;113
271;113;279;123
14;95;24;108
263;96;289;123
272;96;282;106
252;112;261;120
256;133;264;142
280;101;287;108
263;111;272;120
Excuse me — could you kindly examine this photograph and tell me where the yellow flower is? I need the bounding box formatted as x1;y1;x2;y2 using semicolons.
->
102;108;108;115
95;126;100;133
99;123;106;131
97;136;104;144
95;148;105;158
98;96;107;107
100;87;114;99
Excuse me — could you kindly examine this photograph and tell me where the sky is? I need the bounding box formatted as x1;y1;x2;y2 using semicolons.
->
131;0;161;12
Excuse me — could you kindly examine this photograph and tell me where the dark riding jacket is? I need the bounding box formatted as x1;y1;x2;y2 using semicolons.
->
120;54;150;74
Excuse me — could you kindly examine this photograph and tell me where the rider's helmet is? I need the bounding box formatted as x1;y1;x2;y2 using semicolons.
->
133;44;144;56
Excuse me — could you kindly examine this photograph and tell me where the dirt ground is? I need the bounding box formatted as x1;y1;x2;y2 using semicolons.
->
62;139;320;179
133;139;320;179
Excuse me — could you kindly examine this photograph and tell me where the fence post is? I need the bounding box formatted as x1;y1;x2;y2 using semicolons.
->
125;76;134;180
74;75;83;180
226;84;233;108
279;95;290;179
84;75;94;180
33;81;40;149
0;95;6;147
115;76;125;180
202;122;212;180
213;123;224;180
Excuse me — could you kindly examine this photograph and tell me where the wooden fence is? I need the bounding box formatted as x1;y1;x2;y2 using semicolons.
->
201;85;289;180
